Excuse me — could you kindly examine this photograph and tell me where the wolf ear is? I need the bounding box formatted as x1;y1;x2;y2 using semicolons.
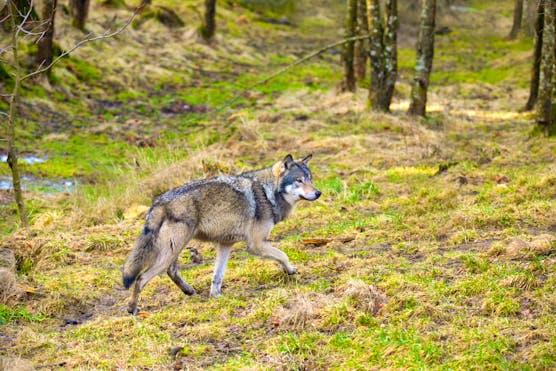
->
272;154;294;178
283;154;294;169
301;154;312;164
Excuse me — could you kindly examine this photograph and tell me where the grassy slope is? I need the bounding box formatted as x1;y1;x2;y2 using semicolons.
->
1;0;555;369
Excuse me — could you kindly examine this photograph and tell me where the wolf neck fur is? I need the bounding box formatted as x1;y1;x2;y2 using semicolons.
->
242;166;294;223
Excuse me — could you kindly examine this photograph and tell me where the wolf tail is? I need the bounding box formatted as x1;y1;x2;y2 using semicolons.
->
122;206;164;289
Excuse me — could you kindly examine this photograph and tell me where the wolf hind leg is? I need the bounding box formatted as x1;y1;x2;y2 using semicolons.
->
127;221;192;314
210;244;233;298
167;259;196;296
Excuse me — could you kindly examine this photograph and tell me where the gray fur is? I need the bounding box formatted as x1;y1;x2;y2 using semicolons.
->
122;154;321;314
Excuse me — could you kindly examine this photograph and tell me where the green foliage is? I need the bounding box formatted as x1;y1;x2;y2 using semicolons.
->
0;305;48;325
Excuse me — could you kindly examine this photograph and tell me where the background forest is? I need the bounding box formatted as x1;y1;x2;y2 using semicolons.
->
0;0;555;369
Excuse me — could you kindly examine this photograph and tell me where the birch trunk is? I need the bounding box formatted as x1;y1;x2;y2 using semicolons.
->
354;0;368;82
408;0;436;117
536;0;555;135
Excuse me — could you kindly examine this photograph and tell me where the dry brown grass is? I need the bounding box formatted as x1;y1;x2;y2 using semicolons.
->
0;269;19;304
340;279;388;315
272;291;332;330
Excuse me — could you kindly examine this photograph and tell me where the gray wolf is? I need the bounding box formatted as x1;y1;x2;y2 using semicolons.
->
122;154;321;314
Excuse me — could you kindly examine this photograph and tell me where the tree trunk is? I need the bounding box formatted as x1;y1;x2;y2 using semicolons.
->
367;0;385;110
7;2;29;228
200;0;216;41
525;0;544;110
36;0;57;77
382;0;398;109
408;0;436;117
366;0;398;111
536;0;556;135
354;0;369;82
509;0;524;39
340;0;358;92
70;0;90;32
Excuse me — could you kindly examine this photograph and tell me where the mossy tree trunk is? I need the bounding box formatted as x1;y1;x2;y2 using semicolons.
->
36;0;57;77
340;0;358;92
536;0;556;135
354;0;369;82
525;0;545;110
200;0;216;41
7;1;29;228
70;0;90;32
509;0;524;39
366;0;398;112
408;0;436;117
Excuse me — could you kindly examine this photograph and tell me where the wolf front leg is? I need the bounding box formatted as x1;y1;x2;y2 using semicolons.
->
247;239;298;275
210;244;233;298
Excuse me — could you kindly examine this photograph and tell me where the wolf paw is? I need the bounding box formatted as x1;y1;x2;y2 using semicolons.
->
286;267;298;275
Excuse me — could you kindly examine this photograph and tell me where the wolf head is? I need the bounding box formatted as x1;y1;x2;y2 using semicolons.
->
273;154;321;204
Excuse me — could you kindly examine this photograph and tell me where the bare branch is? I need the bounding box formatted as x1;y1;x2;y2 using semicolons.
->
0;13;11;24
218;34;373;114
15;0;37;39
21;5;143;81
0;45;14;55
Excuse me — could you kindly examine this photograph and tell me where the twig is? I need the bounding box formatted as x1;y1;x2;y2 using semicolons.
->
21;5;144;81
216;34;372;114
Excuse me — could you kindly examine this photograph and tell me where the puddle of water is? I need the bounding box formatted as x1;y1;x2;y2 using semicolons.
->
0;155;47;164
0;176;75;193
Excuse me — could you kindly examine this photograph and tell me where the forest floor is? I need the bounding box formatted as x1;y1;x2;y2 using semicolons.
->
1;0;555;369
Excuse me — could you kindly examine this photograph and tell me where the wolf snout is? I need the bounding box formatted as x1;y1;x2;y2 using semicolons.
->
304;190;321;201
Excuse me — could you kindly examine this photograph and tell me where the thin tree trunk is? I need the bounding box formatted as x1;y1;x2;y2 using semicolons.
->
367;0;386;111
354;0;368;82
509;0;524;39
341;0;358;92
7;2;29;228
525;0;544;110
200;0;216;41
70;0;90;32
382;0;398;110
409;0;436;117
536;0;555;135
36;0;57;76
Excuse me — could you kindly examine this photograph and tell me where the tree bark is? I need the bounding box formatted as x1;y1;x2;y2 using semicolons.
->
536;0;555;135
200;0;216;41
354;0;369;82
340;0;358;92
408;0;436;117
367;0;385;110
7;2;29;228
509;0;524;39
366;0;398;111
70;0;90;32
525;0;544;110
382;0;398;110
36;0;57;77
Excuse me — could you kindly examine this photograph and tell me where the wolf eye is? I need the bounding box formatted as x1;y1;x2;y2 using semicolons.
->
295;178;303;183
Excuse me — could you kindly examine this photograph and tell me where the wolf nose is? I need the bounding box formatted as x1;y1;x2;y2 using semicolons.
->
315;190;322;199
